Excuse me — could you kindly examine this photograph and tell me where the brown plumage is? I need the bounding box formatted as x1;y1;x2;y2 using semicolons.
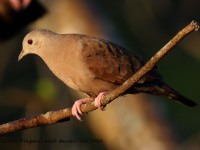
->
18;29;197;120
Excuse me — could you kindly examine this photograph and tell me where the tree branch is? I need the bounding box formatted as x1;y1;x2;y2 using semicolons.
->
0;20;198;136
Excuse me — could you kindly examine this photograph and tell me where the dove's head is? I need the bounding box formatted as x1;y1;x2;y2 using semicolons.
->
18;29;55;61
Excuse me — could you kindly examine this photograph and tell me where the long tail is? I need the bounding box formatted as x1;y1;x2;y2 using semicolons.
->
133;80;197;107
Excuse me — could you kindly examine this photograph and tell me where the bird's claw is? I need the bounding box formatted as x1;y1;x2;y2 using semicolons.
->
94;91;107;110
72;98;91;121
72;91;107;121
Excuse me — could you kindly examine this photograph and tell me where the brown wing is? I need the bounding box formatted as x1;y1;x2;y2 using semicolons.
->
81;36;161;85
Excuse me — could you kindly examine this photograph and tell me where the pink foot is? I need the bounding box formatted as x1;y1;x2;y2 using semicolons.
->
94;91;107;110
72;98;92;121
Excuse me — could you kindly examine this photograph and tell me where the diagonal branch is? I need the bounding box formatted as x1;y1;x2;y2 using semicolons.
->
0;20;198;136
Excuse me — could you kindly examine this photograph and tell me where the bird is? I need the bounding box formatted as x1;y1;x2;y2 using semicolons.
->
18;29;197;121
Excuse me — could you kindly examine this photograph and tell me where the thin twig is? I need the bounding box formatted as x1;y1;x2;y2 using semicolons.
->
0;20;198;136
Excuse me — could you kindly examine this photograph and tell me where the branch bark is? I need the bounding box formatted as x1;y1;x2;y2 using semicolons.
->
0;20;198;136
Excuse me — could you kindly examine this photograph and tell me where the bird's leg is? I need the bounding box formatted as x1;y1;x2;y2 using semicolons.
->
72;91;107;121
72;98;92;121
94;91;107;110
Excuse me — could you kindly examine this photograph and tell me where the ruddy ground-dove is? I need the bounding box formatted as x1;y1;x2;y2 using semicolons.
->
18;29;197;121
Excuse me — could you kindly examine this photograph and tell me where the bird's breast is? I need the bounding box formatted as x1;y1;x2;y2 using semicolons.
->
42;42;96;95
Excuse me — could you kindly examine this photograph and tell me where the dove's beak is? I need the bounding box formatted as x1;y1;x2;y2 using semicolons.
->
18;50;25;62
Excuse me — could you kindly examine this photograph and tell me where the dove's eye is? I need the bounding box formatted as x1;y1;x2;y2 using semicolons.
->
27;39;33;45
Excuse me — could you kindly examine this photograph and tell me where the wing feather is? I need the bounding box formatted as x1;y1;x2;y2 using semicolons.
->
81;36;161;85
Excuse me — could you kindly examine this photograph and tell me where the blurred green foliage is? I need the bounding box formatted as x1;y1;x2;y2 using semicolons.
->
35;78;57;101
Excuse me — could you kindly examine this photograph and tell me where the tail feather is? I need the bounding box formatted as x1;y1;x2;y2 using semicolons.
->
133;80;197;107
